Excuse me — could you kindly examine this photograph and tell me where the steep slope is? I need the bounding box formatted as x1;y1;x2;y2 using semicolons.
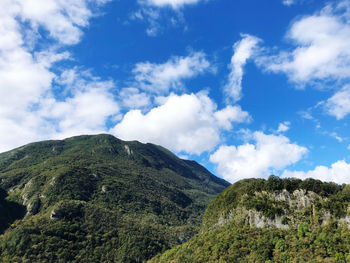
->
151;176;350;263
0;134;229;263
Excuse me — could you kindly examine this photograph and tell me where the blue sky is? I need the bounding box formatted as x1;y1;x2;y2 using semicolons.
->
1;0;350;183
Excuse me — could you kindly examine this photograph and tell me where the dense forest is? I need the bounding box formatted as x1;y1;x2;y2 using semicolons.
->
1;135;350;263
151;176;350;262
0;134;229;262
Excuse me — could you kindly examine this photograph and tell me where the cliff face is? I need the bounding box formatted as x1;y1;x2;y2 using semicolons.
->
150;177;350;263
215;189;350;230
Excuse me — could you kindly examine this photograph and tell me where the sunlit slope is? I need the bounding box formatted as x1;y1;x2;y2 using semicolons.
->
151;176;350;263
0;134;229;263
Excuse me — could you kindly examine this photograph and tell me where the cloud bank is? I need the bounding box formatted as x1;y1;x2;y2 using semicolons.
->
112;92;250;155
282;160;350;184
210;131;308;183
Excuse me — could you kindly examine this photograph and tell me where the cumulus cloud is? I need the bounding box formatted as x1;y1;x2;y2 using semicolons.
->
10;0;101;45
132;52;211;93
224;34;260;103
0;0;113;152
282;160;350;184
111;92;250;155
210;131;308;183
119;88;151;109
256;1;350;122
258;2;350;85
141;0;204;9
40;70;119;138
324;85;350;120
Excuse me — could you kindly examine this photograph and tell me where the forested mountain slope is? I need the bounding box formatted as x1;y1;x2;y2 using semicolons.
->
151;176;350;263
0;134;229;262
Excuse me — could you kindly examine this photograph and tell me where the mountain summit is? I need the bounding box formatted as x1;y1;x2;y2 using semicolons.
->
0;134;229;262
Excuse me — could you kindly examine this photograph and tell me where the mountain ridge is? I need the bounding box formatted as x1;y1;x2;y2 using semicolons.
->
0;134;229;262
151;176;350;263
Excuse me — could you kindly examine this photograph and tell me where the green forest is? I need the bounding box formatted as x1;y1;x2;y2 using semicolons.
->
0;134;228;262
1;135;350;262
152;177;350;263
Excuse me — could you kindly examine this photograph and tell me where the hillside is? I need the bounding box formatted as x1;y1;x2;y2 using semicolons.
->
0;134;229;262
151;176;350;263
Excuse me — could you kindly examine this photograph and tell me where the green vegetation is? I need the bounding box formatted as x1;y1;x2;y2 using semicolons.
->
151;176;350;263
202;176;343;230
0;134;229;262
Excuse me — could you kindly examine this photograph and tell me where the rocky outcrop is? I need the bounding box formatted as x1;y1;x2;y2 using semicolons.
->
216;189;350;230
26;196;41;215
124;145;133;156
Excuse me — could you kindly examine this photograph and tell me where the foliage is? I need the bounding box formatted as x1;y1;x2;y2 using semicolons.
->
150;220;350;263
202;176;344;230
0;134;229;262
151;176;350;263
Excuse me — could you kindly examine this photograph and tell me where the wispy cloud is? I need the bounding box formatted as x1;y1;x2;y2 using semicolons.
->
140;0;205;9
224;34;261;103
132;52;212;93
276;121;291;133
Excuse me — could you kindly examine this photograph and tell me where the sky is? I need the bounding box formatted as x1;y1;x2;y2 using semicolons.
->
1;0;350;184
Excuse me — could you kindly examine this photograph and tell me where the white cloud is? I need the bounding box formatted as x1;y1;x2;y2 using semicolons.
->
130;7;162;37
258;1;350;85
39;69;119;138
111;92;250;155
282;0;303;6
282;160;350;184
224;34;260;103
12;0;101;45
119;88;151;109
141;0;204;9
134;0;198;36
133;52;211;93
210;131;308;183
324;85;350;120
329;132;344;142
348;144;350;150
0;0;112;153
282;0;295;6
277;121;291;133
214;105;251;130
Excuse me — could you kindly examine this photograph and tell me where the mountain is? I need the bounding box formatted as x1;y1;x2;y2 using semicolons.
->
151;176;350;263
0;134;229;263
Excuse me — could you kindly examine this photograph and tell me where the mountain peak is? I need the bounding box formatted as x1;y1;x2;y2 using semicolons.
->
0;134;229;262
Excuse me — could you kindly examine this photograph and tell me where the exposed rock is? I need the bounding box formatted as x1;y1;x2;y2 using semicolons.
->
26;196;41;215
50;209;58;219
50;177;56;186
216;189;350;230
24;179;32;190
124;145;133;156
216;207;288;230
